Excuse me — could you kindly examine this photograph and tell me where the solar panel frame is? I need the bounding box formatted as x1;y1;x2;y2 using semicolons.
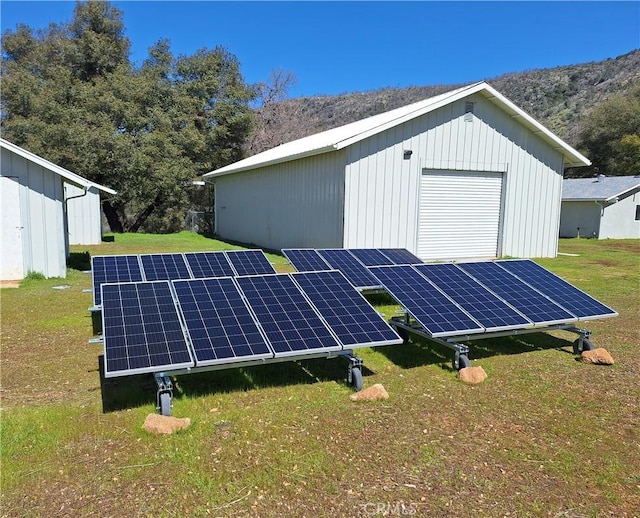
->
235;274;342;358
184;251;236;279
368;265;484;337
224;249;276;276
347;249;395;267
455;261;578;326
316;248;382;290
378;248;423;265
413;263;533;332
291;270;403;349
139;253;193;281
172;277;273;367
101;280;194;378
495;259;618;320
91;255;144;306
281;248;332;272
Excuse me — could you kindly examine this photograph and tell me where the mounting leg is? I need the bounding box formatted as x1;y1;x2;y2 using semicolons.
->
569;328;593;355
155;374;173;416
346;354;364;391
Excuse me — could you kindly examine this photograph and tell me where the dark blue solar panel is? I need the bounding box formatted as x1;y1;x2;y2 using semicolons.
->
91;255;143;306
369;265;484;337
282;249;332;272
317;249;381;289
414;263;532;331
235;274;341;357
184;252;235;278
172;278;273;366
348;249;395;267
101;281;193;377
379;249;423;265
496;260;618;320
140;253;192;281
292;270;402;348
225;250;276;276
456;261;577;325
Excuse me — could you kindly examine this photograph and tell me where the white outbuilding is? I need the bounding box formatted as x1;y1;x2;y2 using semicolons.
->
560;175;640;239
0;138;116;280
204;82;590;261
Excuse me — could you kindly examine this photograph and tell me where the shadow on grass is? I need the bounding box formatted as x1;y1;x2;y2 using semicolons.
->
378;331;575;373
67;251;92;271
99;355;372;413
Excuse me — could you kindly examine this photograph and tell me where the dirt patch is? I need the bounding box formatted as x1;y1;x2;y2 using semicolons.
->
0;280;21;288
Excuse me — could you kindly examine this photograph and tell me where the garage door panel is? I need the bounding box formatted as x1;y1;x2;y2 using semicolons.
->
418;171;503;261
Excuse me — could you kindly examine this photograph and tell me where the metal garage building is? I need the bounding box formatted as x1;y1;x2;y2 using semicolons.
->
1;138;115;280
204;82;590;260
560;175;640;239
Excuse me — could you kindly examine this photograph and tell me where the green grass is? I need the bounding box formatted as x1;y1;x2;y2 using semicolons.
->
1;233;639;516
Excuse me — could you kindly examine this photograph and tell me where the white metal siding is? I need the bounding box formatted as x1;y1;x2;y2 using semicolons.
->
214;151;346;250
418;171;503;260
1;146;67;278
599;192;640;239
66;183;103;244
0;176;24;280
343;93;565;258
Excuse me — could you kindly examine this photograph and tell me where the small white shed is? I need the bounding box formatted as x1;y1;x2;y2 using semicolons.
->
560;175;640;239
0;138;115;280
204;82;590;261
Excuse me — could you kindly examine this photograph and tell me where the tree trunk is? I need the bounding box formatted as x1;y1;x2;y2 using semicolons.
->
102;200;124;233
127;201;158;233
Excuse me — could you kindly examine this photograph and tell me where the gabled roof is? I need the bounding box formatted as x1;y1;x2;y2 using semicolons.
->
204;81;590;178
0;138;116;195
562;175;640;202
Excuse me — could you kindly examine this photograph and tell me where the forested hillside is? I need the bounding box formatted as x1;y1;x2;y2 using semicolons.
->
254;49;639;156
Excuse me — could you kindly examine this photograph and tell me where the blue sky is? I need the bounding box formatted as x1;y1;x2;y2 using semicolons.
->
2;1;639;98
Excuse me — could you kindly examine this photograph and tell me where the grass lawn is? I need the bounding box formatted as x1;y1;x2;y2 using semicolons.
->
1;233;638;516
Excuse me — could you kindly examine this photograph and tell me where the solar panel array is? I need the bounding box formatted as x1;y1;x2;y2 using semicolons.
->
92;250;276;305
366;259;616;339
100;271;403;377
96;247;615;378
283;247;423;289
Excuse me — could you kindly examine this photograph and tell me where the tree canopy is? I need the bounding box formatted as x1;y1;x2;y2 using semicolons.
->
1;0;256;232
566;85;640;178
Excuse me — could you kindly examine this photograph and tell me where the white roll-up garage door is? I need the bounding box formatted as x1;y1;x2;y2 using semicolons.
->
418;170;504;261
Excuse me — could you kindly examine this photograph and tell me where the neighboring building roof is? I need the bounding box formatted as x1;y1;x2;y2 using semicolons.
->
0;138;116;195
562;175;640;202
204;81;591;178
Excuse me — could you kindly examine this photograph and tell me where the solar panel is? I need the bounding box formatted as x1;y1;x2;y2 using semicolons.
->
456;261;577;326
140;253;192;281
172;278;273;366
316;249;382;289
101;281;193;377
235;274;341;357
496;260;618;320
184;251;235;278
414;263;532;332
347;248;395;267
225;250;276;276
292;270;403;348
368;265;484;337
281;248;332;272
91;255;144;306
379;248;423;265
